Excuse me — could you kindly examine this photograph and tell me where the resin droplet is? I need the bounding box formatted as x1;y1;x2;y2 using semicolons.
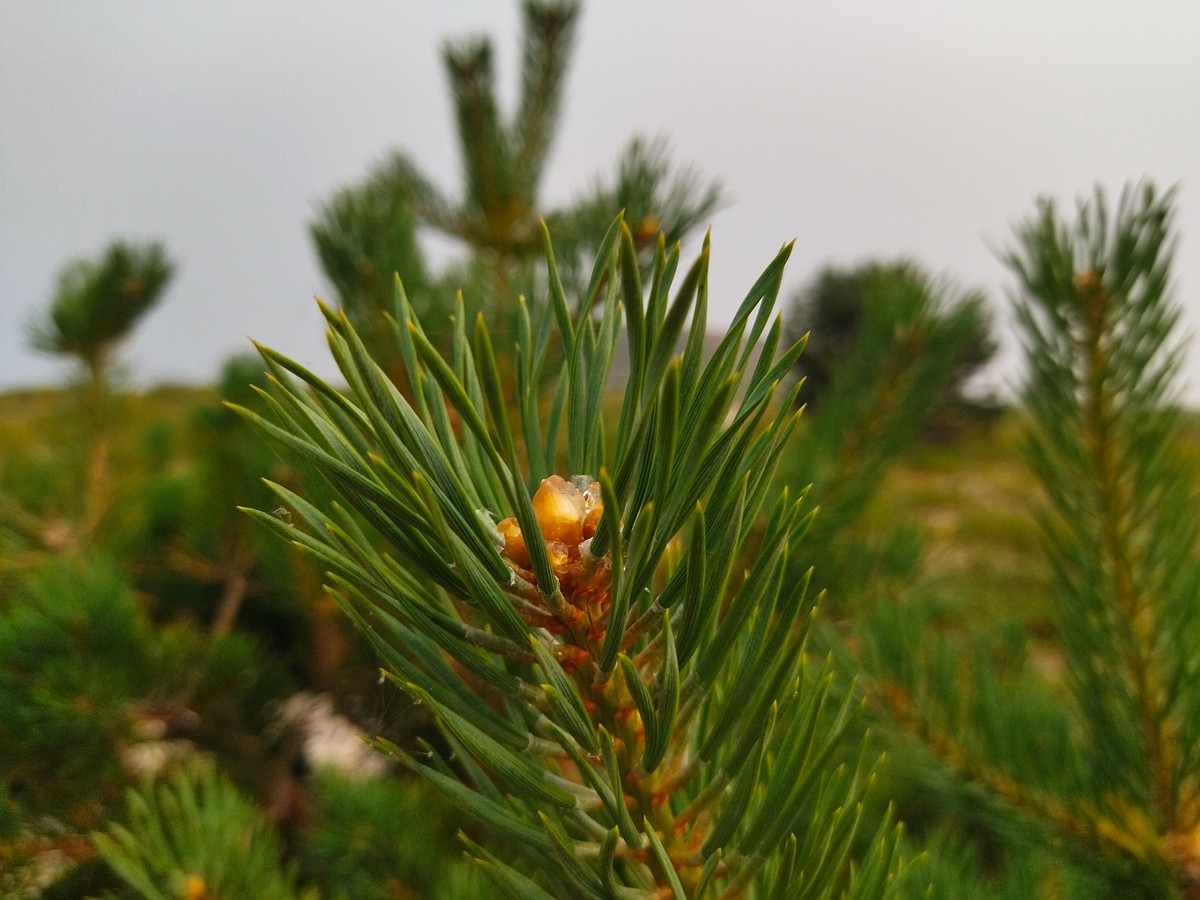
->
496;516;529;566
582;503;603;539
532;474;587;544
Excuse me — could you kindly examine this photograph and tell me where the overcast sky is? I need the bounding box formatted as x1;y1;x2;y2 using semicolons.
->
2;1;1198;400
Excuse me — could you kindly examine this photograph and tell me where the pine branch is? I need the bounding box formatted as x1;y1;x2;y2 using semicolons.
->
444;37;514;227
1009;184;1196;831
861;181;1200;895
238;219;908;896
512;1;581;200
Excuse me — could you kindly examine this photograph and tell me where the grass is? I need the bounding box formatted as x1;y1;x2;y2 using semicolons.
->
4;380;1189;896
0;384;1057;622
859;416;1051;630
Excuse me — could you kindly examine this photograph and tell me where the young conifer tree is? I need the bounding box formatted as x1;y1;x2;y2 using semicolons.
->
25;240;175;546
781;261;996;600
234;218;909;897
857;182;1200;898
29;240;175;395
312;1;723;364
357;0;584;325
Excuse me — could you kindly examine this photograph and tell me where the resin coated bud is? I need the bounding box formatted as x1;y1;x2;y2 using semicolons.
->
498;476;607;611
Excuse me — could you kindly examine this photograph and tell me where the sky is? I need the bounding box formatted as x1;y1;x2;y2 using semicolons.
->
2;1;1199;400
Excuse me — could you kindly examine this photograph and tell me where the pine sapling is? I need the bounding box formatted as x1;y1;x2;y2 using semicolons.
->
235;218;907;897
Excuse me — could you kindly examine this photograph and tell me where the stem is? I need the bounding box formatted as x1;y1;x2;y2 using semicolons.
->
78;351;112;547
211;565;251;637
875;678;1099;850
575;651;704;894
1080;286;1176;827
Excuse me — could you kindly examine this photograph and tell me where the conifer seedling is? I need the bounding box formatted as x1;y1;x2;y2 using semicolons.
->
856;182;1200;898
235;218;906;897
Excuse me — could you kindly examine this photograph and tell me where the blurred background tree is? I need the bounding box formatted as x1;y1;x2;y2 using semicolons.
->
408;0;579;301
778;258;999;608
311;0;581;357
845;183;1200;898
28;240;174;397
785;260;998;437
23;240;175;547
549;134;725;279
310;1;723;365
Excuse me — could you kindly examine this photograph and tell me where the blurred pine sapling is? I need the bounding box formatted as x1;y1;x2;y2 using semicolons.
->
857;182;1200;898
311;0;722;364
296;771;486;899
94;764;310;900
0;560;152;823
779;259;996;607
235;218;909;897
28;240;174;395
311;170;432;377
784;261;996;435
24;239;175;546
552;135;726;276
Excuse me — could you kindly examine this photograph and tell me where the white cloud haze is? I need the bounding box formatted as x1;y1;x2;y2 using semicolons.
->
2;1;1198;399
